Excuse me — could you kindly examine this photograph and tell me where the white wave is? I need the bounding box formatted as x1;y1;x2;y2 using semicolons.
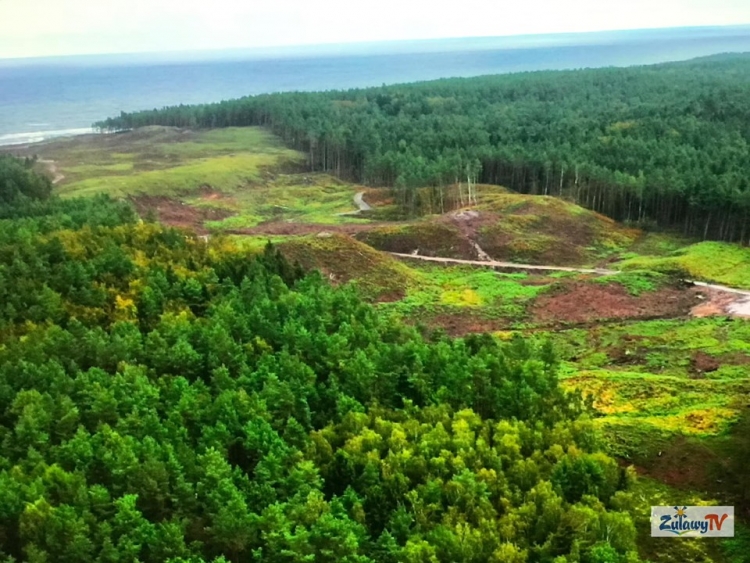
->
0;127;94;147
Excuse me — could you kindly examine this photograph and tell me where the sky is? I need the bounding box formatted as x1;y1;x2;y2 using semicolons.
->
1;0;750;59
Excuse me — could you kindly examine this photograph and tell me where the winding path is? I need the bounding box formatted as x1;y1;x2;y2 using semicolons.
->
335;191;372;217
38;159;64;185
388;253;619;275
691;281;750;297
354;192;372;212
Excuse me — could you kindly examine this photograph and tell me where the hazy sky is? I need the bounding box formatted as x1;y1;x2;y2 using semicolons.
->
1;0;750;59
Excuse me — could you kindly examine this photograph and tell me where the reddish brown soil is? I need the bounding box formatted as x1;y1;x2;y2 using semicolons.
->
131;196;234;235
197;185;235;203
438;209;500;242
531;282;702;325
360;188;394;207
633;436;719;492
373;291;406;304
691;289;737;317
689;350;750;380
605;340;649;367
690;351;721;376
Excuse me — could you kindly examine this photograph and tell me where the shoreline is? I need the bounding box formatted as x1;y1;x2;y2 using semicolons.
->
0;127;96;149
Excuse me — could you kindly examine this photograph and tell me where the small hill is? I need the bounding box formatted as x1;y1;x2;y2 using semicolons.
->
356;191;640;267
274;233;418;301
476;193;639;266
355;222;477;259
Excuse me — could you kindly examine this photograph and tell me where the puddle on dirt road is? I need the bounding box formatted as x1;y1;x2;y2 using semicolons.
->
691;288;750;319
727;296;750;317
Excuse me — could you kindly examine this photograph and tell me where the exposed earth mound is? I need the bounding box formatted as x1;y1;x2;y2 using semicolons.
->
274;233;417;301
131;195;234;234
476;194;639;266
355;222;477;259
356;192;639;266
531;281;701;325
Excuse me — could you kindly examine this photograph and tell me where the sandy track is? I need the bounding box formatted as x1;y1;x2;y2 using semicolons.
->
37;159;64;184
335;192;373;216
354;192;372;211
388;252;619;275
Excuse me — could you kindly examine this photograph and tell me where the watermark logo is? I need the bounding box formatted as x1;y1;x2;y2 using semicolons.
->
651;506;734;537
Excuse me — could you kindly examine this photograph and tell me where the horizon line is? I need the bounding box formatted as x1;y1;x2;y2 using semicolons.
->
2;23;750;64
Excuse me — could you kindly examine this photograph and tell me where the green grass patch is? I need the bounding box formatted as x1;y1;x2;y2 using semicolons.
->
59;153;282;198
65;162;135;176
227;235;303;253
594;270;668;296
540;317;750;462
381;264;551;323
546;317;750;378
37;127;372;229
202;175;369;230
41;126;302;198
563;370;747;436
623;231;693;258
620;241;750;289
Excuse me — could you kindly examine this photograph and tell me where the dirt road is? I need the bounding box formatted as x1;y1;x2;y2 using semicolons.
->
38;159;64;185
390;252;750;319
335;192;372;217
691;282;750;317
692;281;750;297
388;252;619;275
354;192;372;211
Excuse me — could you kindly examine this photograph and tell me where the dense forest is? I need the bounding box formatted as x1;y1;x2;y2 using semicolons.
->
0;158;645;562
0;156;52;205
97;53;750;242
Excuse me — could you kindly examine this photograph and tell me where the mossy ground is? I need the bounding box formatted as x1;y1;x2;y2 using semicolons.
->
356;189;641;266
38;126;302;198
592;270;670;296
526;318;750;456
619;240;750;289
198;175;373;230
23;127;376;230
379;264;552;326
539;316;750;562
629;477;750;563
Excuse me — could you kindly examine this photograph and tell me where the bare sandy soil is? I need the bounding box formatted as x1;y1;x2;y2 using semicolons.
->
531;282;701;325
691;287;750;319
131;196;234;235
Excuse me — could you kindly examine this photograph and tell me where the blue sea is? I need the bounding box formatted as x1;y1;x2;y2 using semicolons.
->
2;26;750;146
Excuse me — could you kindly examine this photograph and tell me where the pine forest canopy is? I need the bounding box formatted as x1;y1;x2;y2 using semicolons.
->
0;155;53;204
98;53;750;243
